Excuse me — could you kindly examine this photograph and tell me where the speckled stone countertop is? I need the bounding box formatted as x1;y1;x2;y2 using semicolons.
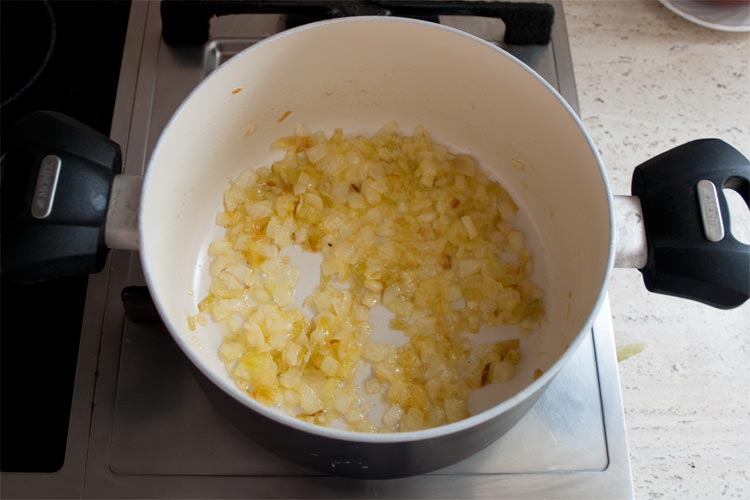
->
563;1;750;499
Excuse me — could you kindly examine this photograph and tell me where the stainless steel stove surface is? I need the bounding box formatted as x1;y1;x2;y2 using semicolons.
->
1;2;634;498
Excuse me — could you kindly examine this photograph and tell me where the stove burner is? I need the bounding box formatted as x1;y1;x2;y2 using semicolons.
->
0;0;57;108
161;0;554;46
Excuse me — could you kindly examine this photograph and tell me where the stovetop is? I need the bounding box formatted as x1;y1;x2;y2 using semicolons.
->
0;2;633;498
0;0;130;476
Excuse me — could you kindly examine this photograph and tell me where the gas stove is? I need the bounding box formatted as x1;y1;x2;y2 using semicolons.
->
1;2;634;498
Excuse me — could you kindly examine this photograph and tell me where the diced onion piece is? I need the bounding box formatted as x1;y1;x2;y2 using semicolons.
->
305;144;328;163
461;215;478;239
320;355;339;376
362;341;389;363
444;399;467;423
334;392;352;413
382;404;404;428
299;385;324;414
218;342;244;362
401;408;425;431
489;360;515;384
282;342;302;367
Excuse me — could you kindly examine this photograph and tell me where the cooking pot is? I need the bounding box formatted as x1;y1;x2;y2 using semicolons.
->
2;17;748;479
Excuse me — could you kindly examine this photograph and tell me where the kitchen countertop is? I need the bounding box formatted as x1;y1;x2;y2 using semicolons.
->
563;1;750;499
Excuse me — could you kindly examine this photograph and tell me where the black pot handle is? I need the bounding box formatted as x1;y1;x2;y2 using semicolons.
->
0;111;121;284
631;139;750;309
160;0;554;46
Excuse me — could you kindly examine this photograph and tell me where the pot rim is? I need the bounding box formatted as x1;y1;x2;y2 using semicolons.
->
140;16;616;444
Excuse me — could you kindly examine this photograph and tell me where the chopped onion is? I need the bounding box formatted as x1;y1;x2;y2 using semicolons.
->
193;124;543;432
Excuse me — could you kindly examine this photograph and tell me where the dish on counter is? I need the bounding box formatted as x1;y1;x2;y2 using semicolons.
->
658;0;750;32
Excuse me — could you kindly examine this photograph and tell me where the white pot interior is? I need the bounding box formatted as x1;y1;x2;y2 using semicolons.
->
140;18;613;439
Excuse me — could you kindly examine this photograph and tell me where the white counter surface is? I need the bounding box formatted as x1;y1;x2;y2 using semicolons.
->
564;1;750;498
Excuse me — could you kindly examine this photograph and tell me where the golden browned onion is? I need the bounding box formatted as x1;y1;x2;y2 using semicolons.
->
193;123;543;432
